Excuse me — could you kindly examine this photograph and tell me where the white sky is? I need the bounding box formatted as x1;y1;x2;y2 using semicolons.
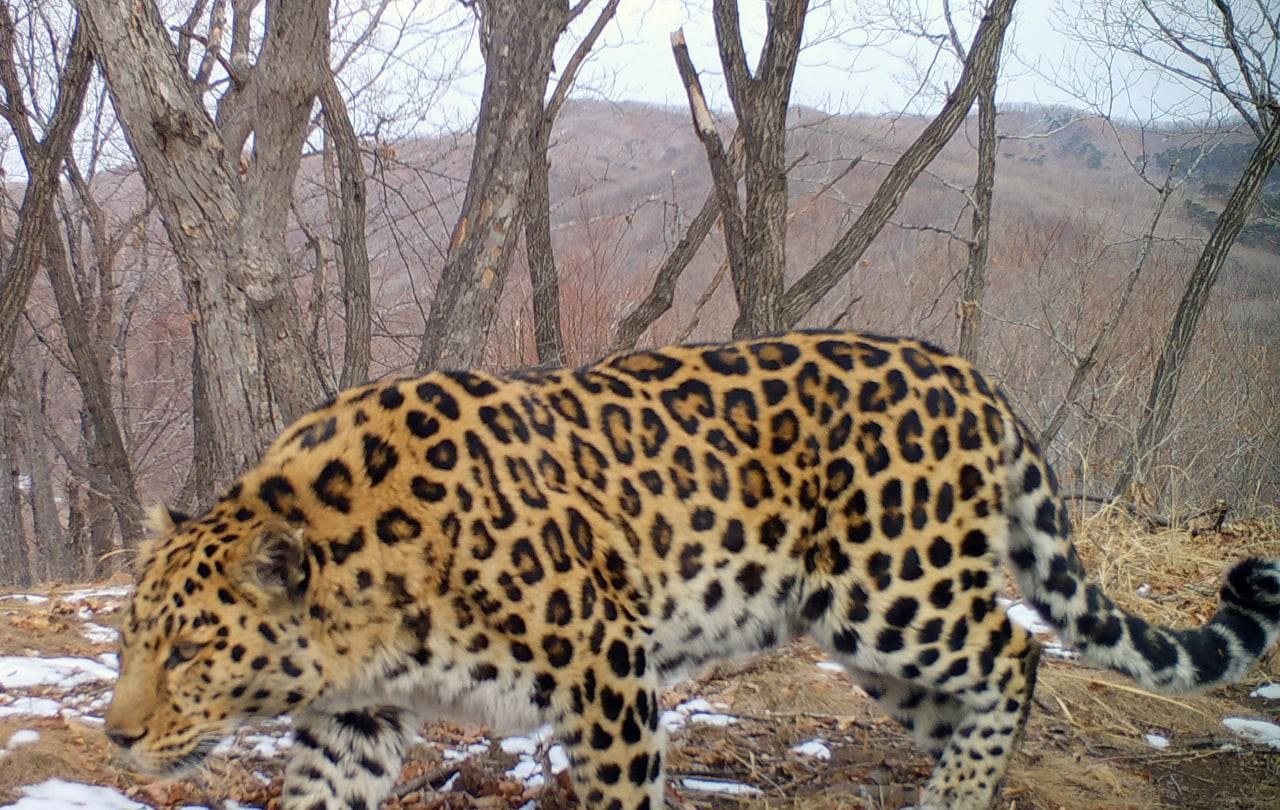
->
0;0;1243;180
420;0;1221;128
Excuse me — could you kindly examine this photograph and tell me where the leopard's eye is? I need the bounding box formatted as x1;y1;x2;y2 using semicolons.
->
165;641;202;668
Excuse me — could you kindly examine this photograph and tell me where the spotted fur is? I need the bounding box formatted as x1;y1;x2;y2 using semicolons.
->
106;331;1280;810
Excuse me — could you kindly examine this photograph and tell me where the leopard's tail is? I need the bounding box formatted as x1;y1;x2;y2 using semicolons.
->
1000;421;1280;693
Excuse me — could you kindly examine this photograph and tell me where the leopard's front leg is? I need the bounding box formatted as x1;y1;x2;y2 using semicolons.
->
282;705;416;810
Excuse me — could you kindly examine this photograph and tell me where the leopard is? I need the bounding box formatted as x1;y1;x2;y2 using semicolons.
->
105;331;1280;810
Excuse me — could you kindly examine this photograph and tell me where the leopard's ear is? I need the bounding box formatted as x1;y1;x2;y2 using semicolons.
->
237;526;309;603
135;504;190;573
144;503;190;536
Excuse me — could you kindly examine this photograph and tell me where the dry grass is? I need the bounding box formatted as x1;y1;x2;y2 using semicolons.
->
0;515;1277;808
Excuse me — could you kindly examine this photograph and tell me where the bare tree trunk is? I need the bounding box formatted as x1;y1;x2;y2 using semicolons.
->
957;83;996;361
523;0;621;367
319;72;371;388
0;8;92;392
1039;176;1176;450
524;126;568;367
43;211;144;549
11;356;65;580
77;0;329;497
86;435;114;578
781;0;1017;326
712;0;807;338
672;30;750;317
1119;112;1280;492
64;475;88;576
0;398;33;586
417;0;574;371
189;327;218;509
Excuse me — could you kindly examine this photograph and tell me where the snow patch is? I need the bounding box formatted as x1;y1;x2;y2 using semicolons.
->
6;730;39;748
1000;599;1054;635
816;661;845;673
791;738;831;759
500;727;569;788
1144;733;1169;749
689;712;737;726
1250;683;1280;700
81;623;119;645
0;595;48;604
0;780;145;809
681;777;761;796
0;656;117;690
0;697;64;718
61;587;130;603
660;698;736;732
1223;717;1280;749
547;744;568;773
996;599;1077;660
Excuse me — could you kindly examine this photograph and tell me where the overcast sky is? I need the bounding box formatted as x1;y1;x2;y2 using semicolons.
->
0;0;1242;180
416;0;1221;128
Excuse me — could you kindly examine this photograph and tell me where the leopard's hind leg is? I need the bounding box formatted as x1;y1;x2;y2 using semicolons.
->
815;609;1039;810
915;633;1039;809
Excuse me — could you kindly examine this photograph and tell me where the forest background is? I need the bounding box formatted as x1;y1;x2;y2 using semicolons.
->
0;0;1277;585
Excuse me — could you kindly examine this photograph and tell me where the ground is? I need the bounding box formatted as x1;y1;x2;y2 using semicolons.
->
1;511;1278;809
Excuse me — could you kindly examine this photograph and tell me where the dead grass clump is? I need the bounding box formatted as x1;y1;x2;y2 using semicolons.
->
0;718;120;803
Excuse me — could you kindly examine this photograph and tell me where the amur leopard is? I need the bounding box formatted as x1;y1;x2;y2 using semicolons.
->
106;331;1280;809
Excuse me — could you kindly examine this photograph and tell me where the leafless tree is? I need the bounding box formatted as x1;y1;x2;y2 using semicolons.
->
609;179;734;353
671;0;1016;336
77;0;330;498
524;0;621;367
9;344;64;579
782;0;1016;326
709;0;809;338
0;391;33;585
941;0;1002;362
416;0;580;371
1064;0;1280;493
319;71;372;388
0;2;91;392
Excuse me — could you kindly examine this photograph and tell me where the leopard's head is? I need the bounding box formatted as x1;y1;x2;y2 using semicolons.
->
105;498;327;774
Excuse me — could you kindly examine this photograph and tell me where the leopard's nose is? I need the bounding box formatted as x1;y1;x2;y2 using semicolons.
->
106;727;146;749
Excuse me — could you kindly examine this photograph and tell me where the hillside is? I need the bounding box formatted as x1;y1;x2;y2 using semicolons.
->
37;100;1273;510
6;100;1278;594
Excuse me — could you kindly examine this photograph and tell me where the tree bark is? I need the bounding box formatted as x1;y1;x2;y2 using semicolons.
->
1119;111;1280;491
10;356;64;580
781;0;1017;326
417;0;574;371
524;124;568;367
319;72;372;388
0;8;92;393
77;0;329;497
523;0;621;367
712;0;808;338
957;82;996;361
0;398;33;586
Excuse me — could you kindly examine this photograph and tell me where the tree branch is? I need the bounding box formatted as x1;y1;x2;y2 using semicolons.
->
670;27;748;309
780;0;1017;326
